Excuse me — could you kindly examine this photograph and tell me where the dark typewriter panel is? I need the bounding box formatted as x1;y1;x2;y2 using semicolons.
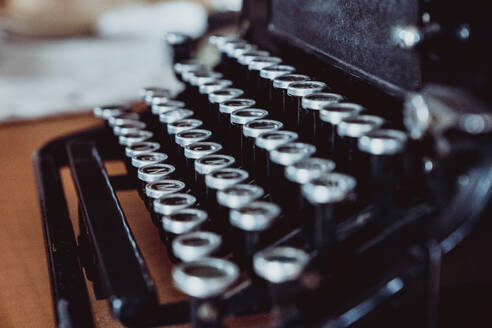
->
34;1;492;327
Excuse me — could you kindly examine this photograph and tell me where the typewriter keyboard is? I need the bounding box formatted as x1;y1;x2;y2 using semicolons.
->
93;33;420;327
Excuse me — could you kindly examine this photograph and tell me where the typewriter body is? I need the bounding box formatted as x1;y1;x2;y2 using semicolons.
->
34;0;492;327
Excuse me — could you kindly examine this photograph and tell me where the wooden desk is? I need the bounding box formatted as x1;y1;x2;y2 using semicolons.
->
0;113;98;327
0;113;270;327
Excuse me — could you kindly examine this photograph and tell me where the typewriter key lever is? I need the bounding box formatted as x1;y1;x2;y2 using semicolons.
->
302;173;357;252
173;258;239;328
165;32;195;64
254;247;310;327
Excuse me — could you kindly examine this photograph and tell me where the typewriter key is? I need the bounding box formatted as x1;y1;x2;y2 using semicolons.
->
124;141;159;181
221;39;248;57
125;141;160;157
230;108;269;159
118;130;154;146
237;50;270;88
165;32;193;65
176;129;212;151
163;209;209;258
151;99;186;115
175;129;212;171
286;81;327;131
337;115;385;175
269;142;317;167
94;104;131;119
318;102;366;159
219;98;256;143
205;168;249;233
247;56;282;98
159;108;194;143
255;130;298;186
284;158;336;217
150;94;171;108
231;43;257;59
272;74;310;123
137;163;176;198
302;173;356;251
146;179;187;200
195;155;236;200
285;158;336;184
138;163;176;183
226;43;255;78
209;34;239;47
268;142;316;197
163;209;208;241
230;201;280;266
229;44;257;81
168;118;203;136
167;119;203;157
131;152;168;168
218;39;248;77
190;71;224;109
156;194;197;240
242;119;283;170
217;184;264;209
259;64;296;80
210;34;241;74
108;112;140;127
199;79;233;95
207;88;244;128
358;129;407;211
205;168;250;199
173;231;222;263
219;39;247;55
181;67;209;100
112;119;146;135
112;120;146;136
173;258;239;327
175;65;202;101
154;193;197;216
184;142;223;186
173;59;204;81
217;184;264;246
198;79;233;117
139;87;171;106
237;50;271;66
301;92;344;143
253;247;310;326
260;64;296;110
159;108;194;125
189;71;223;87
254;246;309;283
145;179;187;224
229;43;256;59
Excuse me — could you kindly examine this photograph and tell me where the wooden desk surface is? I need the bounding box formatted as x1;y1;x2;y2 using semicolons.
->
0;113;270;327
0;113;98;327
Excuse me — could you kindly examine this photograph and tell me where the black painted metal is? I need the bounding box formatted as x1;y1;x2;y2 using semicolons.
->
269;0;421;92
67;141;158;325
34;147;94;328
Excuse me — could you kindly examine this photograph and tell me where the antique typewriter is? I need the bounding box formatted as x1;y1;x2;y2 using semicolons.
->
34;1;492;327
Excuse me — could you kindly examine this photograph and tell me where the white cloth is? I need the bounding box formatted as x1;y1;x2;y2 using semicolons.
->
0;1;207;122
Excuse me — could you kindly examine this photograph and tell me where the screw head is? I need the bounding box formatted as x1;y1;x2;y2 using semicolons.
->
198;302;218;322
395;26;422;49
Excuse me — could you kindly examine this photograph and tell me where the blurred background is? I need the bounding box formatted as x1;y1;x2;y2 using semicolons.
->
0;0;242;122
